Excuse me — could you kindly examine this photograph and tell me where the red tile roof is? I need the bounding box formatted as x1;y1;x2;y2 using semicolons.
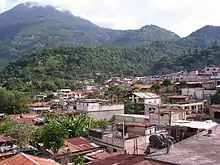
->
9;114;39;123
0;152;60;165
0;135;14;143
26;102;49;107
87;154;165;165
136;85;152;89
209;105;220;109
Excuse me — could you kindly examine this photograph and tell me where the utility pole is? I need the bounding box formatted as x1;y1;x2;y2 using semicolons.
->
158;104;160;130
166;110;171;153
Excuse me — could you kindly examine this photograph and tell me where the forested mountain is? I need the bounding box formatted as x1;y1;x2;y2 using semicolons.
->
0;2;180;65
150;45;220;74
0;45;183;91
177;25;220;47
112;25;180;45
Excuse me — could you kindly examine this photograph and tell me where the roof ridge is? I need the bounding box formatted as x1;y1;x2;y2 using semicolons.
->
20;152;40;165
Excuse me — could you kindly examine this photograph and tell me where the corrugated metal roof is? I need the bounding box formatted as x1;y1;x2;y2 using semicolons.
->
86;150;117;160
133;92;160;99
47;137;100;156
0;135;14;143
0;152;60;165
87;154;165;165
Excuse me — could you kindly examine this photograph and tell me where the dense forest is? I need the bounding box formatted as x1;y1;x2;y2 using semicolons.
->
0;45;176;91
150;44;220;73
1;44;220;92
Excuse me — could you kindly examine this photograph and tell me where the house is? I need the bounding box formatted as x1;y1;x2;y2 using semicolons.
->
181;87;216;99
147;125;220;165
164;100;207;115
27;102;50;114
167;95;189;104
89;114;156;154
209;105;220;122
182;70;198;82
75;99;124;121
9;114;47;124
130;92;161;104
0;152;60;165
42;137;100;164
149;107;186;127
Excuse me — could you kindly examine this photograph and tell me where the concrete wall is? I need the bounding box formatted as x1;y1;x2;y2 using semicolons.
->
144;98;161;105
88;109;124;121
76;102;124;112
115;115;149;123
149;112;186;126
209;107;220;122
127;126;156;136
181;88;216;99
124;135;150;154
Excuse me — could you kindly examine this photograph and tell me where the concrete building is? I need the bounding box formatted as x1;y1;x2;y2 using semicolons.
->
75;99;124;121
167;95;189;104
130;92;161;104
149;108;186;127
89;114;156;154
209;105;220;122
181;87;216;99
27;102;50;114
182;70;198;82
164;100;206;114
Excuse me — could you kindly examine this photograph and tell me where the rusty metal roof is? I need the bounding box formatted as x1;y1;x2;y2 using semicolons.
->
47;137;100;156
0;135;14;143
87;154;166;165
0;152;60;165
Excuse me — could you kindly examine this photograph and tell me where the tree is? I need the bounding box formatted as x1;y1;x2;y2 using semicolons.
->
47;115;107;138
74;156;85;165
104;85;124;103
0;116;15;134
162;79;172;86
42;121;68;155
0;88;29;114
211;91;220;104
151;83;161;93
6;123;40;147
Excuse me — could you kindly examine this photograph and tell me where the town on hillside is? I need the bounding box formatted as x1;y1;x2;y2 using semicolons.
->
1;66;220;165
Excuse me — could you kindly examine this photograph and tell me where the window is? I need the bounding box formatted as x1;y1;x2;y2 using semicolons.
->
113;148;117;153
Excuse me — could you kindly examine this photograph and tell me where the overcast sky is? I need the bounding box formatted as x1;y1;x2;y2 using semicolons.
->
1;0;220;37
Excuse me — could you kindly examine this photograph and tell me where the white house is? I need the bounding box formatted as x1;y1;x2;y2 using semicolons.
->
131;92;161;105
75;99;124;121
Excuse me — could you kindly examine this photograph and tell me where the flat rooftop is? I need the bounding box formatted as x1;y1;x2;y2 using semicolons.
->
147;124;220;165
171;120;218;130
115;114;149;119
